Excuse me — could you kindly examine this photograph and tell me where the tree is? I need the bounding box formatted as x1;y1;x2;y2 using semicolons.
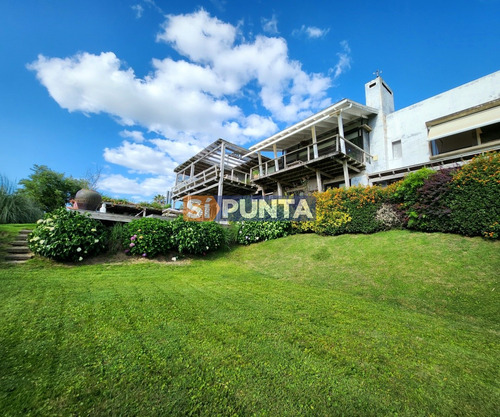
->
19;165;87;212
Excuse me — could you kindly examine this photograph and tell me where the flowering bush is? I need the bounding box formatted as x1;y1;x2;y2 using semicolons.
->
172;218;226;255
375;203;405;230
28;208;108;262
123;218;174;258
448;152;500;237
314;186;384;235
235;221;292;245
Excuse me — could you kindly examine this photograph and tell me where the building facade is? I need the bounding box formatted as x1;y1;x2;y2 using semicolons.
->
172;71;500;200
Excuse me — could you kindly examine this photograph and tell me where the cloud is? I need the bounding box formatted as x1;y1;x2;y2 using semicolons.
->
331;40;352;80
261;15;279;34
103;141;175;176
28;9;341;198
99;174;173;199
120;130;145;142
131;4;144;19
293;25;330;39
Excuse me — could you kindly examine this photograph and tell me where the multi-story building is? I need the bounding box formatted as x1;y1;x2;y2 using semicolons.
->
172;71;500;200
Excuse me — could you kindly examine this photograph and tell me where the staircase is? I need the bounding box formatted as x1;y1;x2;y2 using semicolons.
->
4;229;34;263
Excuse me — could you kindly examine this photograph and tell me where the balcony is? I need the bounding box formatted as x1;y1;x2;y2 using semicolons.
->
249;134;372;189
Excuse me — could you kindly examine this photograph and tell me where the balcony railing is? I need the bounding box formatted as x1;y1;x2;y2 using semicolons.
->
172;165;252;196
249;134;372;179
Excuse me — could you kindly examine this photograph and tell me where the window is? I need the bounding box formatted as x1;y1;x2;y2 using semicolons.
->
392;140;402;159
430;122;500;156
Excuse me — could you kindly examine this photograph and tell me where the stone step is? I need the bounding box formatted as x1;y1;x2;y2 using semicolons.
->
7;246;31;254
4;253;34;261
11;239;29;246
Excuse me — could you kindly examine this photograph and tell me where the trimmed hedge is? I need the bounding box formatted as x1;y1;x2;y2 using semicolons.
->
314;186;384;235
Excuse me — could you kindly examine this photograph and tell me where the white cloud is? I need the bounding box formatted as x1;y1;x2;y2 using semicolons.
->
120;130;145;142
103;141;174;176
261;15;279;34
331;40;352;80
28;9;344;198
99;174;173;199
131;4;144;19
293;25;330;39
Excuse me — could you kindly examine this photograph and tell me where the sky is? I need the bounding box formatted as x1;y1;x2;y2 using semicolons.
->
1;0;499;201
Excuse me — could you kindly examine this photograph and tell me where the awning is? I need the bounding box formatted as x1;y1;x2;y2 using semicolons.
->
427;105;500;141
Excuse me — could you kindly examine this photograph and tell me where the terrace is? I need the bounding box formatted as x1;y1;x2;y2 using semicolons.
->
246;99;377;193
171;139;268;201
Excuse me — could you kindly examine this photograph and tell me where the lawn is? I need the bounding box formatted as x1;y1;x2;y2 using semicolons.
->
0;230;499;416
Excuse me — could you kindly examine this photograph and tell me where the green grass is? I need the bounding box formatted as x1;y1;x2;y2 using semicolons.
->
0;230;499;416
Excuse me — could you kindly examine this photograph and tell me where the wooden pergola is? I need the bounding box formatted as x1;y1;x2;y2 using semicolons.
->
244;99;377;193
172;139;269;201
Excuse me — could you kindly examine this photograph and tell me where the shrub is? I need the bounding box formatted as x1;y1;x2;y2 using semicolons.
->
107;223;125;254
172;218;226;255
0;175;43;224
123;218;174;258
375;203;405;230
314;186;384;235
408;168;455;232
28;208;108;262
448;152;500;237
393;167;435;208
235;221;292;245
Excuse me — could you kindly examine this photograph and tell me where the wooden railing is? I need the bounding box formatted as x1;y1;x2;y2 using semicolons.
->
249;135;372;179
172;165;252;196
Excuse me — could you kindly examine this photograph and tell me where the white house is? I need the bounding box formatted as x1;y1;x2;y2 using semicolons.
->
172;70;500;200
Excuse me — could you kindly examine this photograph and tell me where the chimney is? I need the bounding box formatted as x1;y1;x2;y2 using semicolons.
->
365;75;394;114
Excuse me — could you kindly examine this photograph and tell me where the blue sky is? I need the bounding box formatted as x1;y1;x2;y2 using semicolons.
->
1;0;499;201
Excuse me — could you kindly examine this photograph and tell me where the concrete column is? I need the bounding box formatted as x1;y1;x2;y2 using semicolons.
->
217;142;226;197
312;125;318;158
273;144;280;171
338;112;346;153
316;170;323;192
342;160;350;189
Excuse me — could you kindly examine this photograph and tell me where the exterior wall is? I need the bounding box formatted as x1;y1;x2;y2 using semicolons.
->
366;70;500;174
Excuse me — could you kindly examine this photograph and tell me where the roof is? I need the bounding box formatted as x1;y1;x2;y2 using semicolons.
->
246;99;378;155
174;139;267;174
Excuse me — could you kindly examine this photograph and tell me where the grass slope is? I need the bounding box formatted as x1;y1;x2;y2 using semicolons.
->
0;230;499;416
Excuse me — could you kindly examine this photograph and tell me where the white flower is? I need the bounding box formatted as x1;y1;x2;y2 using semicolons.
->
78;257;83;261
76;247;82;252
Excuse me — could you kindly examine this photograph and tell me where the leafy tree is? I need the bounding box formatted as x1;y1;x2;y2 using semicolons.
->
19;165;87;212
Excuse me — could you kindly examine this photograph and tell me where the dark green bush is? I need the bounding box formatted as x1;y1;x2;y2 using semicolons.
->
393;167;435;208
235;221;292;244
123;218;174;257
28;208;108;262
447;152;500;237
172;218;226;255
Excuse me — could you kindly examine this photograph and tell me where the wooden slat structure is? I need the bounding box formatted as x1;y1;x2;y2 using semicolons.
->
245;99;377;193
172;139;269;201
